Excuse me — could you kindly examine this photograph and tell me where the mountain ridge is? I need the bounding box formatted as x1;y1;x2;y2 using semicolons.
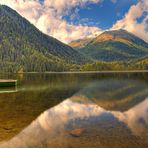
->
0;5;89;72
0;5;147;72
69;29;148;61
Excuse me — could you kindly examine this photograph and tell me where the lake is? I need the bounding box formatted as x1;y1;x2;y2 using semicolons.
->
0;72;147;148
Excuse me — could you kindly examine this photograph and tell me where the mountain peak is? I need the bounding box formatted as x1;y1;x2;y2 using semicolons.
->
0;5;89;72
70;29;148;62
103;29;127;34
92;29;147;45
0;4;14;12
102;29;136;38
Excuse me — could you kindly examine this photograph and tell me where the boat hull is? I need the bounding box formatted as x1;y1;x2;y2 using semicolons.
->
0;81;17;87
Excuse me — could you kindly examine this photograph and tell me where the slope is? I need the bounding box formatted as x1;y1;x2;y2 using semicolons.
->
0;5;88;72
70;29;148;61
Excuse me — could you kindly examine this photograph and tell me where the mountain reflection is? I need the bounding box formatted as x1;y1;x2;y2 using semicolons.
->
0;75;148;148
1;96;147;148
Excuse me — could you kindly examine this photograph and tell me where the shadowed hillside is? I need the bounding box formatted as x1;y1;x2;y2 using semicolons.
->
0;5;89;72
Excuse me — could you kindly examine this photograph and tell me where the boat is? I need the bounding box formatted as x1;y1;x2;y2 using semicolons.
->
0;80;17;87
0;87;18;93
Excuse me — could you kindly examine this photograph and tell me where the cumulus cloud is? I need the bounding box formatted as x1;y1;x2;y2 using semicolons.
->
0;0;147;43
111;0;148;42
0;0;102;43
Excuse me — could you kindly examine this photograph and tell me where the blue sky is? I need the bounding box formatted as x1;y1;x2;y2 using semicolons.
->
1;0;147;43
64;0;138;30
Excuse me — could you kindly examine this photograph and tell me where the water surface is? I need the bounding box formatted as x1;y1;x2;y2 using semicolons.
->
0;72;147;148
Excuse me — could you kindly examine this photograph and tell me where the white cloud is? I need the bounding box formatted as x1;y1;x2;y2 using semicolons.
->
0;0;102;43
0;0;147;43
111;0;148;42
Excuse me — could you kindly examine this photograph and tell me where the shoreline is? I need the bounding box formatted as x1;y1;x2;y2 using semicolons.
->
0;70;148;74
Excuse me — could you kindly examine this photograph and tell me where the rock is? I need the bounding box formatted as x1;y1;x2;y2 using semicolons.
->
69;128;85;137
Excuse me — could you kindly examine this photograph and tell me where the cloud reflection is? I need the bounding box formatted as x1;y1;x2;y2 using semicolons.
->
0;96;147;148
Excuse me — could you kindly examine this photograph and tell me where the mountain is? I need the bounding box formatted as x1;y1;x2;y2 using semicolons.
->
0;5;147;72
69;38;93;49
70;29;148;61
0;5;89;72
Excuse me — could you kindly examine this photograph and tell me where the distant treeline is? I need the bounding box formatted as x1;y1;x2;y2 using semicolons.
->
78;57;148;71
0;57;147;73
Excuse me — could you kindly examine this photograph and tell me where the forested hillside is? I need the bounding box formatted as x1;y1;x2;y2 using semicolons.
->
70;29;148;61
0;5;147;72
65;57;148;71
0;5;89;72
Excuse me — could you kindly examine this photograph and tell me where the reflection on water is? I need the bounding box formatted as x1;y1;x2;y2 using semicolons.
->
0;73;148;148
0;97;147;148
0;87;17;94
74;79;148;111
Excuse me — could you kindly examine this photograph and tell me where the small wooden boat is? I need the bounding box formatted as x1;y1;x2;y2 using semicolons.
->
0;79;17;87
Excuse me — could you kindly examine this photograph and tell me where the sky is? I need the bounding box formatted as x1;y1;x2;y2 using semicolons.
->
0;0;148;43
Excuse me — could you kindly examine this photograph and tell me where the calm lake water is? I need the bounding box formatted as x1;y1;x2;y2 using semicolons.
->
0;72;148;148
